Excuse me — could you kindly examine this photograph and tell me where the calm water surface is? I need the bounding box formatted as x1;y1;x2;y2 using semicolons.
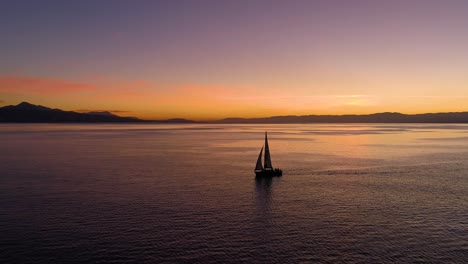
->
1;124;468;263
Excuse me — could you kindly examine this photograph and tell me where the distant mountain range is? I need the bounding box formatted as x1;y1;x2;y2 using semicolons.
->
0;102;144;122
0;102;191;123
3;102;468;123
215;112;468;123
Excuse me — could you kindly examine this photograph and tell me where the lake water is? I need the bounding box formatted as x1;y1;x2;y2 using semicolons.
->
1;124;468;263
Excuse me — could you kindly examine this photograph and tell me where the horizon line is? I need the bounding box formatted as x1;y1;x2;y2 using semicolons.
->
4;101;468;122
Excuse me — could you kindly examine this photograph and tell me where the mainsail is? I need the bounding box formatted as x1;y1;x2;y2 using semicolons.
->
255;147;264;171
264;132;273;169
254;131;282;177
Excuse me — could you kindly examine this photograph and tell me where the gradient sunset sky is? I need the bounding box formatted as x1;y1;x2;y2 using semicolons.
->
2;0;468;120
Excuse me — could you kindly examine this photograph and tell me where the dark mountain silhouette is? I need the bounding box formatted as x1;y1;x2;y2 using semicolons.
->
216;112;468;123
146;118;195;123
13;101;52;111
165;118;195;123
0;102;198;123
86;111;120;117
0;102;143;122
4;102;468;123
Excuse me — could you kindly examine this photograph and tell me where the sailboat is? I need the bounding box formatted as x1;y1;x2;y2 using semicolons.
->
255;132;283;177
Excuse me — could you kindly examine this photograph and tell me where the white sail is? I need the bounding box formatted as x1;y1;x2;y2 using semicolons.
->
264;132;273;169
255;147;264;171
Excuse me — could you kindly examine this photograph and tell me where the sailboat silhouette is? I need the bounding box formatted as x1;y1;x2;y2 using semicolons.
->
255;132;282;177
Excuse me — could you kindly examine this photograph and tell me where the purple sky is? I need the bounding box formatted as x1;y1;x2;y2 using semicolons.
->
2;0;468;119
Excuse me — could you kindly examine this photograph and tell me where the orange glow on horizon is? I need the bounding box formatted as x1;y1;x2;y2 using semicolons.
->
2;75;468;121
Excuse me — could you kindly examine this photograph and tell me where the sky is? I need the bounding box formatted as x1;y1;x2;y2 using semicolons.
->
2;0;468;120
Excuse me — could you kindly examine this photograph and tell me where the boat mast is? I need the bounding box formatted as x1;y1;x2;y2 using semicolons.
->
264;132;273;170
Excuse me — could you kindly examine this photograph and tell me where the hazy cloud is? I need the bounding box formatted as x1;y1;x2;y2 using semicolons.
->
407;95;468;98
75;109;131;113
0;76;97;94
223;94;377;100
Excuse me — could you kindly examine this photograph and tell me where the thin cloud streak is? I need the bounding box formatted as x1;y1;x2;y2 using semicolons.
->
75;109;131;113
407;95;468;98
222;94;376;100
0;76;97;94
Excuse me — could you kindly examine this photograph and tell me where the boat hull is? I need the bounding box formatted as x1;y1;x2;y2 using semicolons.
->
255;169;282;177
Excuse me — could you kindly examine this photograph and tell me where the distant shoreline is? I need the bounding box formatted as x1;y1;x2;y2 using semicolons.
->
4;121;468;124
4;102;468;123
